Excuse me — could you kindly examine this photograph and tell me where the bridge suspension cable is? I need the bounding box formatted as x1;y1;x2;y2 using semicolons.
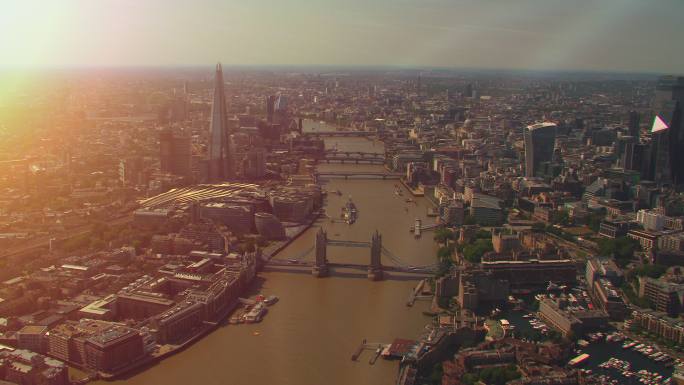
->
381;246;439;272
272;245;314;262
328;240;371;248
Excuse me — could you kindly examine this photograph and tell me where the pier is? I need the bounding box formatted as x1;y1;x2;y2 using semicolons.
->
351;339;386;364
406;279;426;307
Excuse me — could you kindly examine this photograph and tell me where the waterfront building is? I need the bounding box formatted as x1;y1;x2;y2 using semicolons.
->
585;257;624;289
439;200;464;226
482;258;577;288
538;298;608;337
457;269;509;310
270;195;313;223
254;212;286;240
592;278;628;320
0;349;68;385
632;309;684;346
392;152;424;172
16;325;49;354
638;276;684;316
84;326;145;373
208;63;233;181
47;320;144;373
117;293;175;320
674;365;684;385
151;300;204;344
79;294;118;321
524;122;557;178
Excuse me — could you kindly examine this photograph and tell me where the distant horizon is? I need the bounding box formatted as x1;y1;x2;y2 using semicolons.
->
0;63;673;78
2;0;683;75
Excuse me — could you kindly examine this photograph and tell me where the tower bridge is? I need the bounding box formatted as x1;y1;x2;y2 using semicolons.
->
267;228;437;280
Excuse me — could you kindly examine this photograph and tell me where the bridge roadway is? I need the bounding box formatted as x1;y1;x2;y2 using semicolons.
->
318;157;385;165
323;150;384;158
314;171;402;180
265;259;435;275
301;131;375;137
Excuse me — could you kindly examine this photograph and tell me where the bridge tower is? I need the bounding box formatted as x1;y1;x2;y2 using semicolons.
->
312;227;329;277
367;230;384;281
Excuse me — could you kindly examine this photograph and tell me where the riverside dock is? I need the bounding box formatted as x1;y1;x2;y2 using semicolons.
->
406;279;426;307
352;339;386;363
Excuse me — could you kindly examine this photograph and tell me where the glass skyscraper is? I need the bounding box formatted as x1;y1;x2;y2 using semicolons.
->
524;122;557;178
208;63;233;181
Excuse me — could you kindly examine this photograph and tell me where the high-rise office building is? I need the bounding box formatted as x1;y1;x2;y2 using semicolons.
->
208;63;233;181
524;122;557;178
628;110;641;139
650;76;684;186
243;148;267;179
464;83;473;98
266;95;275;123
160;129;191;177
616;136;636;170
119;156;143;186
274;94;287;112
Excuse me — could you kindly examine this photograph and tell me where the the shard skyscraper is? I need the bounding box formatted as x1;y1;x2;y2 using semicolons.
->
208;63;232;181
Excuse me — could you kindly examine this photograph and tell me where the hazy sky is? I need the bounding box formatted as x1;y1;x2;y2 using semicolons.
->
1;0;683;73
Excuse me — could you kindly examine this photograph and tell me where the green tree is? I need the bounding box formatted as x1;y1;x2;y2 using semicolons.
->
552;210;570;225
462;239;493;263
596;236;639;266
464;215;477;225
434;228;455;244
587;209;607;232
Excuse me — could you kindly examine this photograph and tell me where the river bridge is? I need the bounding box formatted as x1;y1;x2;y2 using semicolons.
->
324;150;384;157
318;157;385;165
314;171;402;180
266;228;437;280
302;131;376;138
317;151;385;165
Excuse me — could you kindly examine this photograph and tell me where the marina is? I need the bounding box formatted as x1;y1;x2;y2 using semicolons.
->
580;339;675;384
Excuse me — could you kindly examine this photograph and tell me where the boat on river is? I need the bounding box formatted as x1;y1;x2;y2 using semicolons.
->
342;197;358;224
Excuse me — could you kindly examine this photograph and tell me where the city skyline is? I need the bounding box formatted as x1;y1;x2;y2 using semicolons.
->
1;0;684;73
2;2;684;385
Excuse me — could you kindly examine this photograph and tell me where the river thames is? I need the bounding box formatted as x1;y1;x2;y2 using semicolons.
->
95;129;440;385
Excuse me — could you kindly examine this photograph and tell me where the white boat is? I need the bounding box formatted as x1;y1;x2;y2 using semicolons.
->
243;303;267;323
